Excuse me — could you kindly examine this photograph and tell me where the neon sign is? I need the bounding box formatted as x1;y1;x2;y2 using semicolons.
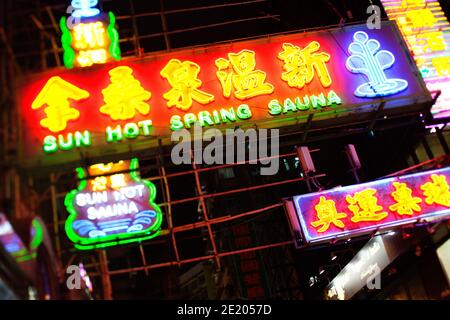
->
0;214;44;263
346;31;408;97
277;41;332;89
70;0;100;18
381;0;450;119
215;49;274;100
293;167;450;243
161;59;215;111
32;76;90;132
19;22;430;167
100;66;152;120
60;1;121;68
64;158;163;250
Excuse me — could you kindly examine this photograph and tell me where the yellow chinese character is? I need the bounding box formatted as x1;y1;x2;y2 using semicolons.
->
32;76;90;133
90;163;114;173
311;196;347;233
389;182;422;216
406;9;437;28
396;17;414;37
432;56;450;76
77;49;107;67
278;42;332;90
160;59;214;111
346;188;388;223
110;174;127;189
215;49;274;100
418;32;446;53
73;22;106;50
401;0;425;8
100;66;152;120
420;174;450;207
91;176;107;191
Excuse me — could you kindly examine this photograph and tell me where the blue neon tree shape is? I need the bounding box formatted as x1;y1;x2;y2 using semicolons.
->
346;31;408;98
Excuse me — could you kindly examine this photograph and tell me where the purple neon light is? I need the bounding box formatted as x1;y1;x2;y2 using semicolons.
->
294;167;450;243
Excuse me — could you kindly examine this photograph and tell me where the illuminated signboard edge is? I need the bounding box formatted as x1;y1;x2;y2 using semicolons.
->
64;158;163;249
293;167;450;243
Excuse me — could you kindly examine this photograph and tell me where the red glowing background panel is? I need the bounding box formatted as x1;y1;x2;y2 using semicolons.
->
294;167;450;243
17;22;427;161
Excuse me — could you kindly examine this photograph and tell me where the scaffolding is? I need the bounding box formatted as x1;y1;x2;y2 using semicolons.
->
29;146;310;299
1;0;303;299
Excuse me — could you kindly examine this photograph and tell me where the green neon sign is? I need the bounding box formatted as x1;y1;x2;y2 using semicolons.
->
0;215;44;263
60;11;121;69
64;158;163;250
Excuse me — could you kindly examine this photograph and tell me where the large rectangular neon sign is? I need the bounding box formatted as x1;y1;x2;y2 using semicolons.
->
293;167;450;243
381;0;450;119
18;21;430;167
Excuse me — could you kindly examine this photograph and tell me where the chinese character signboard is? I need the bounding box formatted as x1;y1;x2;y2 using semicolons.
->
381;0;450;119
18;21;430;167
64;158;163;250
60;0;121;68
293;167;450;244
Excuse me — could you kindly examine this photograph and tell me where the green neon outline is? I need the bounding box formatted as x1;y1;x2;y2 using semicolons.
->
107;12;121;61
64;158;163;250
15;252;38;263
11;248;28;258
30;219;44;250
74;231;161;250
60;17;75;69
10;218;44;263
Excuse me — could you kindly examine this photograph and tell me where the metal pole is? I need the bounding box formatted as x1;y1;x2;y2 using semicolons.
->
98;250;113;300
116;0;269;19
99;240;294;276
50;173;62;259
436;128;450;155
159;0;171;50
128;0;142;56
138;245;148;276
173;203;283;233
192;160;221;270
152;175;320;207
158;157;181;265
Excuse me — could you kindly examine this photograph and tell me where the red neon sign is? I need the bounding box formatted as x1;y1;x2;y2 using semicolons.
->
293;167;450;243
17;22;429;167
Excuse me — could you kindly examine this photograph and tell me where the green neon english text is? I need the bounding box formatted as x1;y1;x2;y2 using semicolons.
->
106;120;153;142
169;104;252;131
268;90;343;115
43;130;91;153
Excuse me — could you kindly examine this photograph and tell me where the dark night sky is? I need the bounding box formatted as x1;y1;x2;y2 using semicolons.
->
1;0;392;72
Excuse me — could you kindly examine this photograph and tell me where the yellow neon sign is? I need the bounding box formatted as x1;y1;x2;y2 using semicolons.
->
278;42;332;89
161;59;215;111
381;0;450;117
389;182;422;216
32;76;90;133
72;21;109;67
100;66;152;121
215;49;274;100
